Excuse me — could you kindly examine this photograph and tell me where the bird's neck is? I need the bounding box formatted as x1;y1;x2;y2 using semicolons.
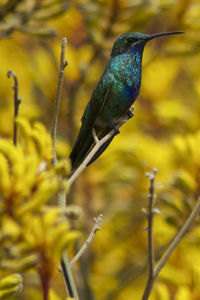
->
130;42;145;63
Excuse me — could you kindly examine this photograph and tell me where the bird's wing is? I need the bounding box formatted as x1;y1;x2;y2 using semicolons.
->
82;71;114;129
70;72;114;169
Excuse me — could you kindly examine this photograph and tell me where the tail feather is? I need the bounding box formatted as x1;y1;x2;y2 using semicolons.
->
70;126;116;170
70;130;94;170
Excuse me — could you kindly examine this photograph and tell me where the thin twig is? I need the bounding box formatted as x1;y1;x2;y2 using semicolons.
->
51;37;68;165
154;197;200;278
57;188;80;299
61;252;80;300
7;70;21;146
68;130;115;186
142;168;157;300
70;214;103;268
147;169;157;278
141;196;200;300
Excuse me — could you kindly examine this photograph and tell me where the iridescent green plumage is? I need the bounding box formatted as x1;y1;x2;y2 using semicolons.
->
70;31;183;169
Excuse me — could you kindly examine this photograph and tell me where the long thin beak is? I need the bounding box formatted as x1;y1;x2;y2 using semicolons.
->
145;31;184;41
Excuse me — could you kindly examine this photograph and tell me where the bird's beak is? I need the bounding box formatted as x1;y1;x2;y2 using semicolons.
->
145;31;184;41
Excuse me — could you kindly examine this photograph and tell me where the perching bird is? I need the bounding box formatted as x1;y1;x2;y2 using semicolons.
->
70;31;183;170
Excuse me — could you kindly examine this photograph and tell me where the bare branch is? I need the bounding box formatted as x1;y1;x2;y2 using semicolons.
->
61;252;80;300
68;129;115;186
51;37;68;165
56;188;80;300
154;197;200;278
70;214;103;268
7;70;22;146
142;191;200;300
141;168;157;300
50;38;79;299
147;168;157;278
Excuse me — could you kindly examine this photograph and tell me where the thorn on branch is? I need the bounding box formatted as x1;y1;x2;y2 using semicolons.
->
93;213;103;232
64;60;68;68
154;183;163;189
141;208;148;216
93;213;103;224
153;208;161;215
145;167;157;180
143;227;149;232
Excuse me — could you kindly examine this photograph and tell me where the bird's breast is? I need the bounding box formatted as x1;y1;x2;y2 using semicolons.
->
111;55;142;101
94;53;142;127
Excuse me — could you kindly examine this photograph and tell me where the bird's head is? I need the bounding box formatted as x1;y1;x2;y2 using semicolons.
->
111;31;183;57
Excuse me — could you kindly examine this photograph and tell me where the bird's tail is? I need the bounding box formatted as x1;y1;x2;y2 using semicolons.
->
70;130;94;170
70;128;116;170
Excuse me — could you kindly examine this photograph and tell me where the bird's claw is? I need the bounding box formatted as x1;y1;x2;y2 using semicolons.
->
115;128;120;135
127;107;134;119
92;128;99;144
113;126;120;135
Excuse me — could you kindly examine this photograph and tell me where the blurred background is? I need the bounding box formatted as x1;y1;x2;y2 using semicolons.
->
1;0;200;299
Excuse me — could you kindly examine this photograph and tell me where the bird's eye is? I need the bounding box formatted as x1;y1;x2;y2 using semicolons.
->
126;37;135;44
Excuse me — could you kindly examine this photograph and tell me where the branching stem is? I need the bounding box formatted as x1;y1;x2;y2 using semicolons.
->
50;37;79;299
70;214;103;268
142;181;200;300
142;168;157;300
68;130;115;186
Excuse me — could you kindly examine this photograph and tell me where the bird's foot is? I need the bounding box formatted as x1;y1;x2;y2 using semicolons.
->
127;106;134;119
112;124;120;135
92;128;99;144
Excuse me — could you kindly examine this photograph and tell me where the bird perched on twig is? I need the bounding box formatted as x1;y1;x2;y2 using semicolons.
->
70;31;183;170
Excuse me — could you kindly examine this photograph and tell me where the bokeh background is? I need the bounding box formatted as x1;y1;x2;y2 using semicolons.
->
1;0;200;299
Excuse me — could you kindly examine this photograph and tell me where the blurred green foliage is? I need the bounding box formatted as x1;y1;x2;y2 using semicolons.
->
0;0;200;299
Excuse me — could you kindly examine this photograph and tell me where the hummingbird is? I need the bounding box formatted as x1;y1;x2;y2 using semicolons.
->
70;31;183;170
